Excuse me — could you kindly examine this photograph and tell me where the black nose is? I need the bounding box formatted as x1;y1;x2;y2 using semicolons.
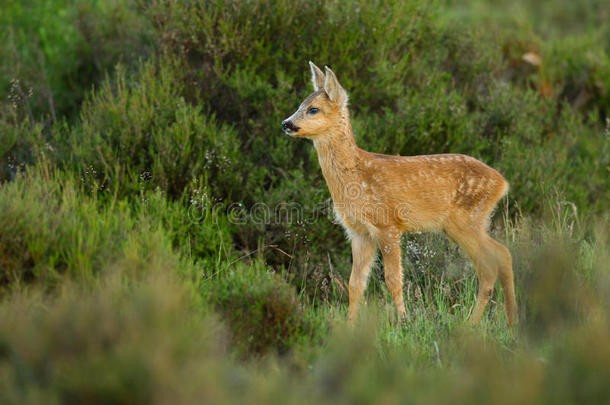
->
281;120;299;132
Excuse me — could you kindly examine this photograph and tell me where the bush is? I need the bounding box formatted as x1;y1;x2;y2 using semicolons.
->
60;59;243;200
135;188;235;270
0;169;189;287
0;275;231;404
0;0;154;121
0;119;45;182
202;262;312;356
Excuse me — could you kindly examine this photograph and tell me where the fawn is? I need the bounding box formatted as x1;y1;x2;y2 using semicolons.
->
282;62;517;326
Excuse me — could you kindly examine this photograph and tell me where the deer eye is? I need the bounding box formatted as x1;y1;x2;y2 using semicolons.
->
307;107;319;115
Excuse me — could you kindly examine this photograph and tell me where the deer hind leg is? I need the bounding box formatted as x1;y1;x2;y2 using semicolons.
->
487;236;517;326
378;233;407;320
445;223;499;324
348;233;377;321
470;237;500;324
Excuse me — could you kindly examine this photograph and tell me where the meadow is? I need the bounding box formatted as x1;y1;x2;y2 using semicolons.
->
1;0;609;403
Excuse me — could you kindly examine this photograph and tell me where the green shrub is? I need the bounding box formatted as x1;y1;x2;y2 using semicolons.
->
0;275;232;404
0;119;45;182
0;0;154;121
135;188;235;270
202;262;311;356
61;59;243;200
0;169;184;287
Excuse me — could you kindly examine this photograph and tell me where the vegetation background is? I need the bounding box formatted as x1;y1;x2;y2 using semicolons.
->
0;0;609;403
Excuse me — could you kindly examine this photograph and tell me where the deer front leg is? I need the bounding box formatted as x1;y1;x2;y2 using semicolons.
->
348;233;377;321
379;235;407;320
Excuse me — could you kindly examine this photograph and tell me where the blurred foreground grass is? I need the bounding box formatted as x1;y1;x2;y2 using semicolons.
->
1;207;609;403
1;164;608;403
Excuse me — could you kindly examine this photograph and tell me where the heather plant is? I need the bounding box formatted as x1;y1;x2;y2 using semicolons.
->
201;261;317;356
0;169;181;287
59;60;243;200
0;0;154;121
0;167;236;288
0;275;233;404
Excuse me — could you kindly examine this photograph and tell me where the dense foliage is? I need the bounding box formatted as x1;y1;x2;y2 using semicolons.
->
1;0;609;403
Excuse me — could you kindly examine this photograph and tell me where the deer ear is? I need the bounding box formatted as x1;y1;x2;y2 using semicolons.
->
309;61;325;91
324;66;348;106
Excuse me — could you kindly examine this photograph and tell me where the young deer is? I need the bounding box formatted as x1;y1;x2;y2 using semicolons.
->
282;62;517;326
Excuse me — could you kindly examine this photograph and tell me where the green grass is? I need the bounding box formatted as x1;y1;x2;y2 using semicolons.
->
1;0;610;403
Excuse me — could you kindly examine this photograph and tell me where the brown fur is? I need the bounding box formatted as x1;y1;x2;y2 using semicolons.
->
282;62;517;326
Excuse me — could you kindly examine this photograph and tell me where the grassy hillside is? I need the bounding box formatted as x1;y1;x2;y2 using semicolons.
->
1;0;609;403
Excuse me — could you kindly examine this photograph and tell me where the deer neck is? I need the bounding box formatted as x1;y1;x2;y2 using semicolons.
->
312;113;361;201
